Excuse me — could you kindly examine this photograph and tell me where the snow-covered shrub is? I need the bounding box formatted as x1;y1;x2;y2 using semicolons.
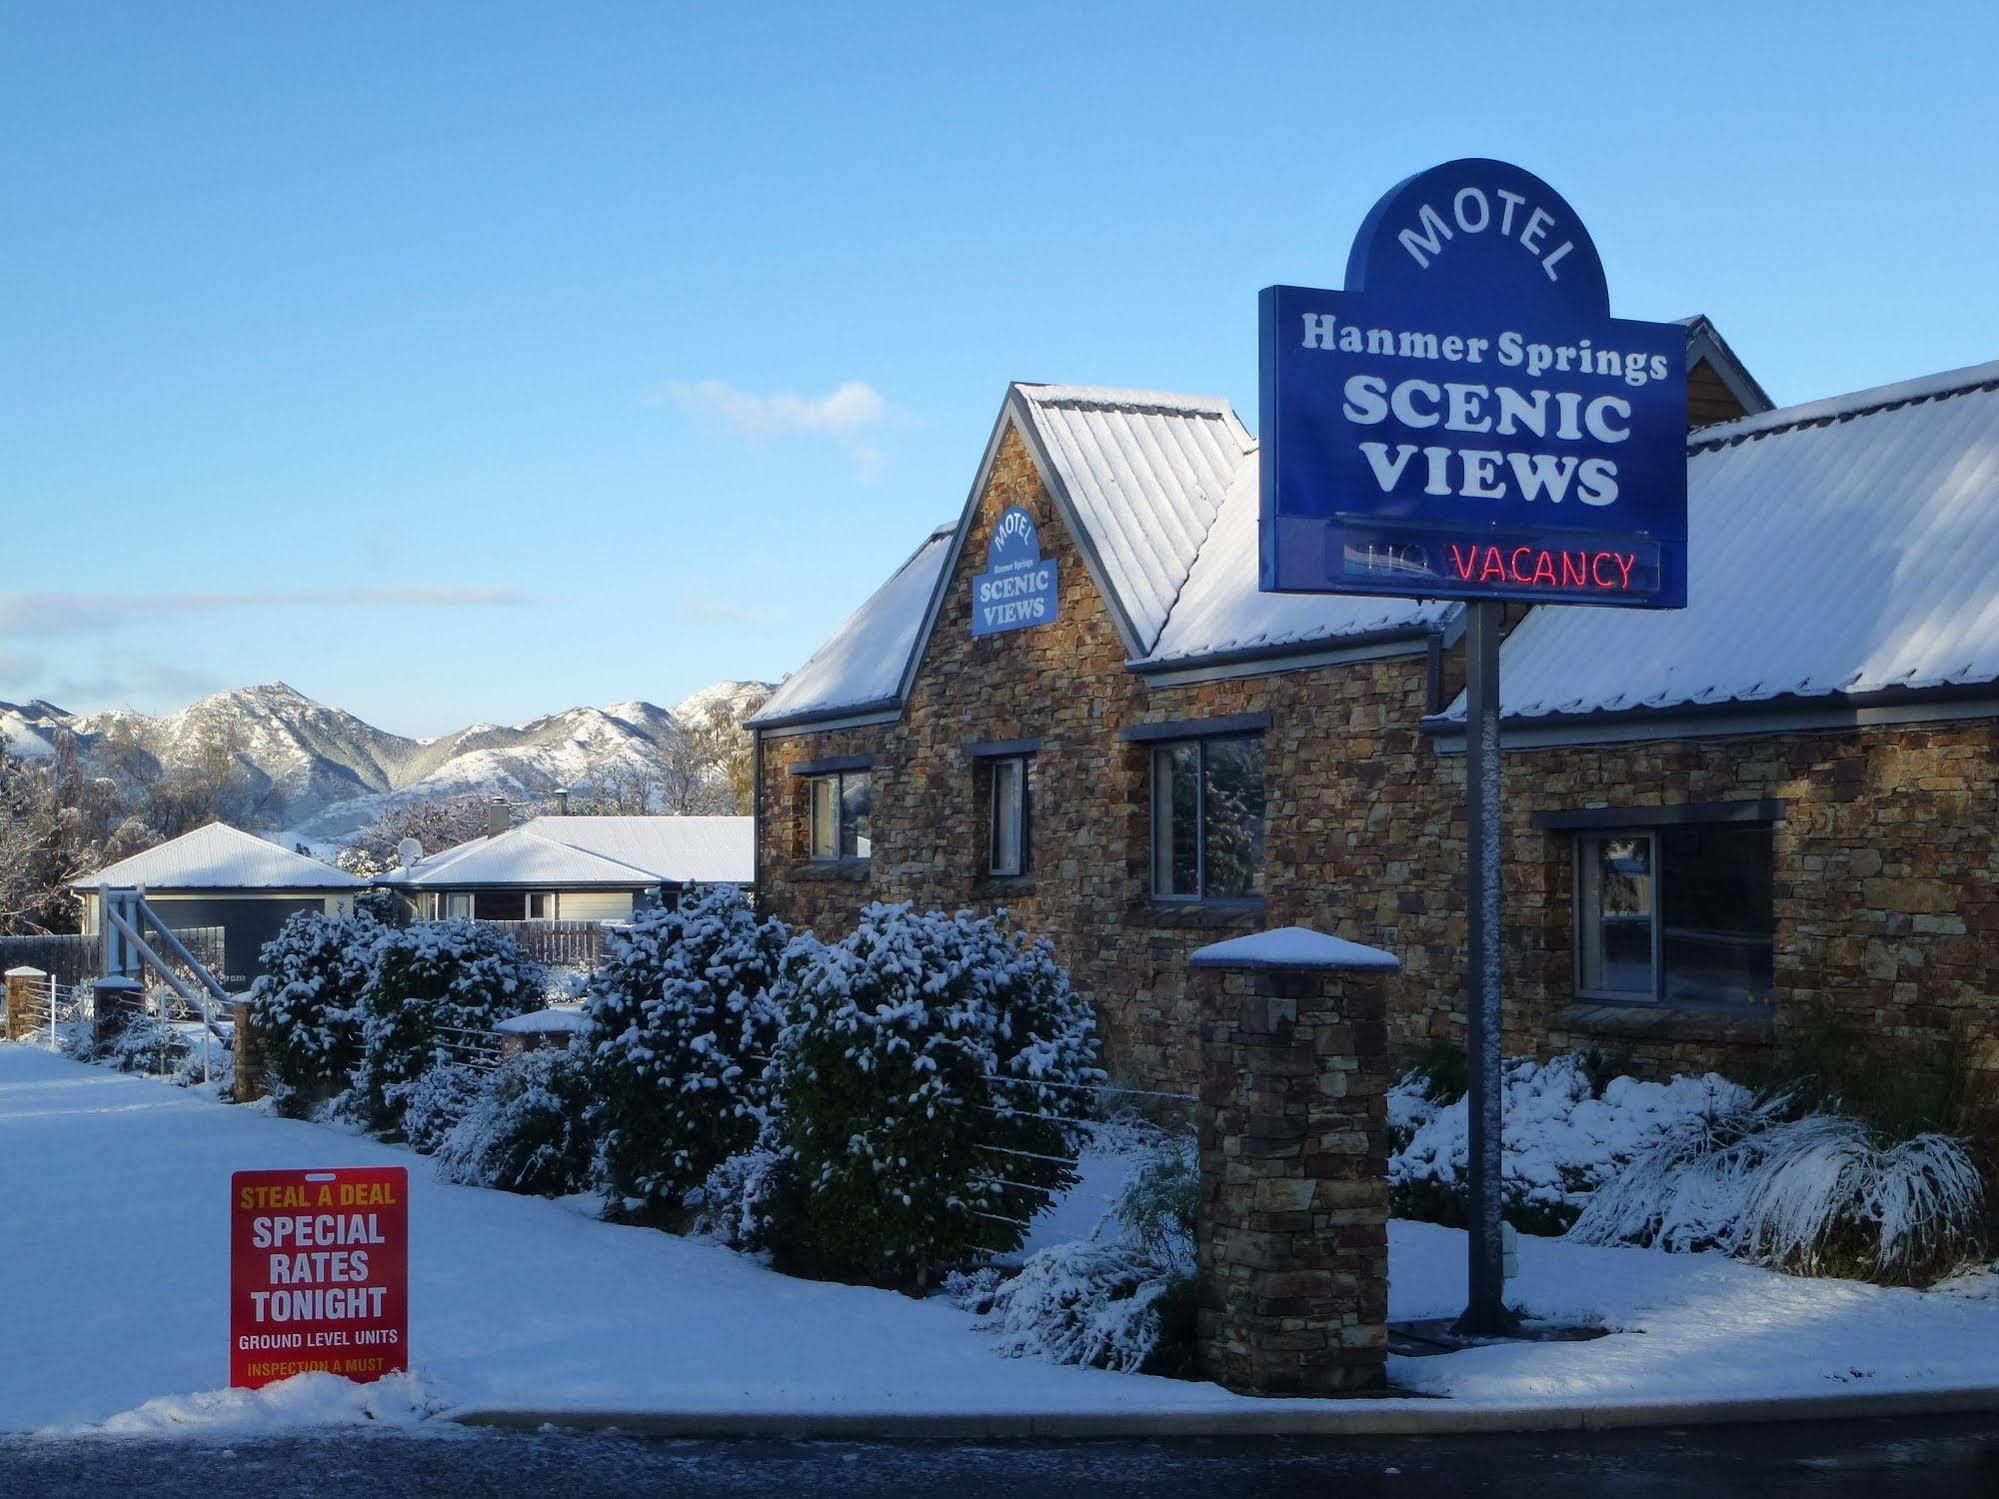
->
766;903;1105;1288
436;1047;598;1196
688;1146;794;1252
1390;1053;1753;1234
955;1132;1197;1376
1569;1104;1986;1285
247;908;384;1115
95;1012;187;1075
354;921;547;1135
395;1061;489;1156
586;884;791;1214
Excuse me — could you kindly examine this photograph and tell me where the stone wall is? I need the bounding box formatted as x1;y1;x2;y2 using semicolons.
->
757;420;1999;1095
1192;953;1391;1394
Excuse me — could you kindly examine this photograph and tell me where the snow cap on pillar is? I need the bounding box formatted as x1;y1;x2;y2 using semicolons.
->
1189;925;1400;972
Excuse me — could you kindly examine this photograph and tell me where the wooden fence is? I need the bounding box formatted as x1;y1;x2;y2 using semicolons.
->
0;927;226;991
476;919;613;970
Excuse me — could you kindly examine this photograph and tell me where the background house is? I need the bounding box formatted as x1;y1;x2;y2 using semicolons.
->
382;813;754;923
73;822;367;985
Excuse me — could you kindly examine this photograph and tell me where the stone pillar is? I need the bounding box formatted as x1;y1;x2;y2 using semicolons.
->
233;1000;269;1104
5;967;48;1042
89;976;147;1049
1189;925;1398;1396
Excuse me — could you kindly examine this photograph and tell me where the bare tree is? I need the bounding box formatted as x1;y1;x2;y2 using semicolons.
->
336;796;498;876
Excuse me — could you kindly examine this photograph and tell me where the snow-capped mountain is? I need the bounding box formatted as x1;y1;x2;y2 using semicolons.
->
0;681;773;841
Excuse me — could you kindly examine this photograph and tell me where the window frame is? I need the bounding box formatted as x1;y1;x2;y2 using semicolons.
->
805;768;871;862
987;754;1032;878
1148;732;1265;904
1572;829;1665;1004
526;891;559;920
1570;822;1776;1009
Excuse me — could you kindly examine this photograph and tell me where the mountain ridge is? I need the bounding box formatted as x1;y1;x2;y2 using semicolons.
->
0;680;774;842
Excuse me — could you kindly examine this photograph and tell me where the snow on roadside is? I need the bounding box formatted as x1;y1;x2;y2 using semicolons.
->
11;1041;1999;1439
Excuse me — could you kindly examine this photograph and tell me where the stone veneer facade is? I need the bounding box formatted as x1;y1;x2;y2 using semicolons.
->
756;423;1999;1096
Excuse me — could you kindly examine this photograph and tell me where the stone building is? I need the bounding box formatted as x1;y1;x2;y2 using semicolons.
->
746;335;1999;1097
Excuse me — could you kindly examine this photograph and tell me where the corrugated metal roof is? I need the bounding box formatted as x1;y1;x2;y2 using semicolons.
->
1461;365;1999;722
746;524;955;728
1014;384;1252;654
1144;451;1454;666
395;815;753;888
75;822;368;890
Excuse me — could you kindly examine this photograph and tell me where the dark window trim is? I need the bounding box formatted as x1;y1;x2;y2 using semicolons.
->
805;768;872;862
987;754;1032;878
1533;798;1785;832
1120;712;1271;744
1149;733;1265;902
967;737;1041;759
788;754;874;778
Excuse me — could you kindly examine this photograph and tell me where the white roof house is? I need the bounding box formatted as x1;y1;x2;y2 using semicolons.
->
74;822;367;893
749;381;1470;731
1433;357;1999;738
386;815;754;892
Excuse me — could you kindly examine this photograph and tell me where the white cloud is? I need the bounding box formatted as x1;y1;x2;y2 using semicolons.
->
0;586;530;638
675;591;787;632
663;378;894;479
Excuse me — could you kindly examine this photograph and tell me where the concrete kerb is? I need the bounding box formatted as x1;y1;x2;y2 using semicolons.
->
444;1384;1999;1440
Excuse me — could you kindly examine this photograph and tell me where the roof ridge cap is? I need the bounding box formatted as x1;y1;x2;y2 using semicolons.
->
1691;357;1999;451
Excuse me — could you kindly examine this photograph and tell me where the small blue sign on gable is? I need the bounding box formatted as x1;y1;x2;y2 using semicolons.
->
1259;159;1688;608
971;506;1060;637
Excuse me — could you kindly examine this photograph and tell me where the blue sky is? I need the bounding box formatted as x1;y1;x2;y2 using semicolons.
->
3;2;1996;735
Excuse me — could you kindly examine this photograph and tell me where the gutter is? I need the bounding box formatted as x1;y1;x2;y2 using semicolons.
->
1127;621;1443;678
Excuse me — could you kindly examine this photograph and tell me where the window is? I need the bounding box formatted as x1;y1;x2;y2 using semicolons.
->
1150;734;1265;900
988;756;1032;877
443;892;473;920
807;769;872;861
1576;822;1774;1006
527;892;558;920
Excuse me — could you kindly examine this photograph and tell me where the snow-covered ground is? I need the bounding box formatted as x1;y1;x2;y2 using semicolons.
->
4;1042;1998;1438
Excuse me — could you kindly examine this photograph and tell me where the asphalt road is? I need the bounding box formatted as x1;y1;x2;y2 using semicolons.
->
7;1415;1999;1497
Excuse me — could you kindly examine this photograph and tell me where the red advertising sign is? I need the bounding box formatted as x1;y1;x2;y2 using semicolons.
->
230;1166;408;1389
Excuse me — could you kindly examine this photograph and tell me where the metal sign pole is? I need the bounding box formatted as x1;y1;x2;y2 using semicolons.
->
1456;599;1513;1336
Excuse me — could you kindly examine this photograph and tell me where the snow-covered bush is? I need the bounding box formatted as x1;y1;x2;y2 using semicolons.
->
436;1047;598;1197
1569;1104;1986;1285
586;884;791;1214
353;921;547;1135
247;908;384;1115
395;1061;488;1156
94;1012;187;1076
688;1146;793;1252
765;903;1105;1288
953;1131;1197;1376
1390;1053;1753;1234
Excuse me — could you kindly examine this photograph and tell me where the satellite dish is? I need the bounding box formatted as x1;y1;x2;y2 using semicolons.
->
396;838;423;871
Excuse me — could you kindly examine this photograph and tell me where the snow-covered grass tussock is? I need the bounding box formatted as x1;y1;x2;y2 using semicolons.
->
952;1128;1197;1376
1569;1105;1986;1285
1391;1052;1751;1233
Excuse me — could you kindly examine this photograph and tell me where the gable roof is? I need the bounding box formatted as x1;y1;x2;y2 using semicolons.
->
391;815;753;889
752;320;1772;729
1440;357;1999;726
747;524;956;730
75;822;367;891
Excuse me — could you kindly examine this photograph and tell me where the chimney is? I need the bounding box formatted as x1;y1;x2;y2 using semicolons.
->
486;797;511;838
553;787;570;815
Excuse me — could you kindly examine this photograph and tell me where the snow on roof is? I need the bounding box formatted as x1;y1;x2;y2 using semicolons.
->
1455;362;1999;723
1188;925;1401;971
1143;451;1454;667
395;815;753;888
75;822;367;891
747;524;956;728
1013;383;1253;654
